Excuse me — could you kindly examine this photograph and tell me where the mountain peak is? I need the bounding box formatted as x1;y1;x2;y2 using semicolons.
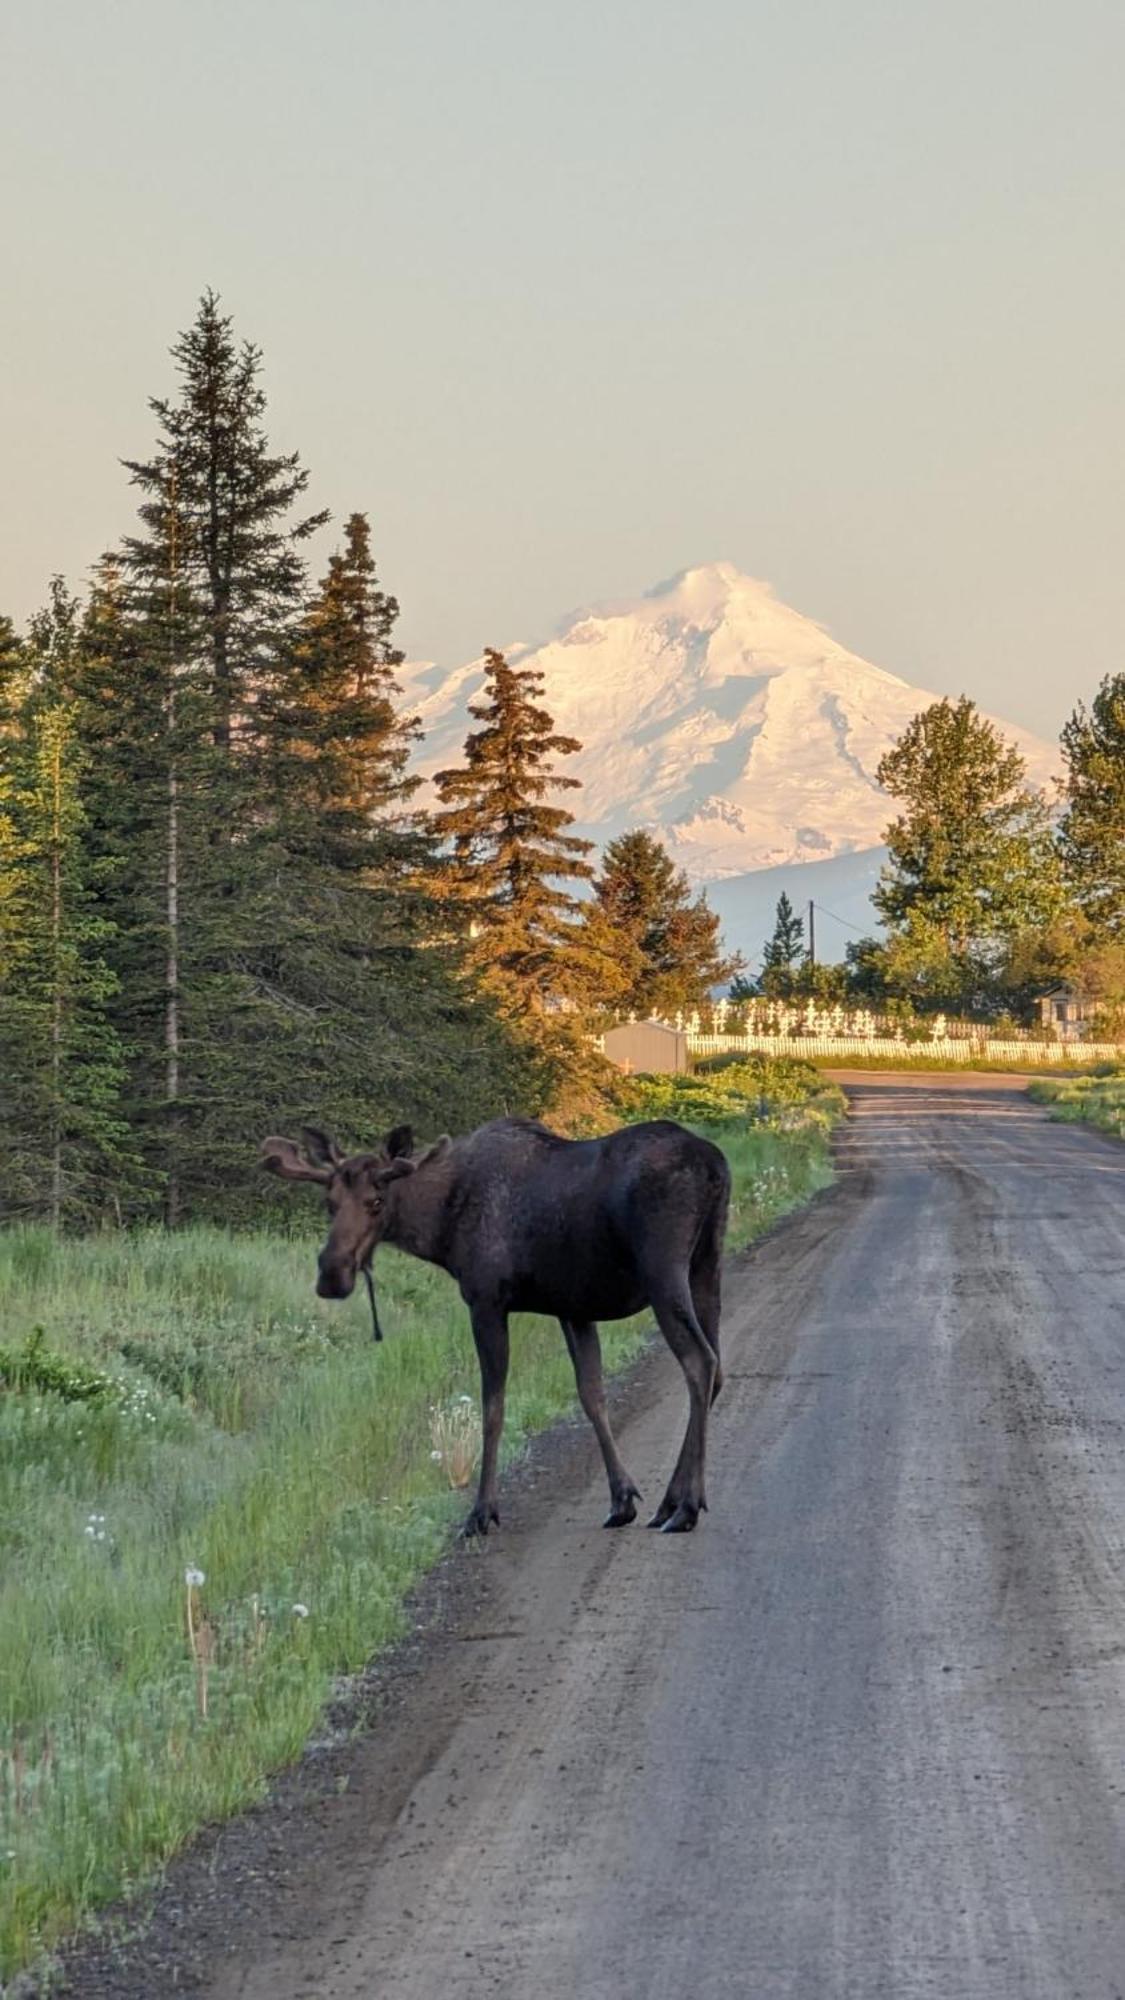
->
645;558;767;602
404;567;1056;881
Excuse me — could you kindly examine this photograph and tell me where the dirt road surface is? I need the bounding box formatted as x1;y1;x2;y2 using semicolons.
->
84;1079;1125;1998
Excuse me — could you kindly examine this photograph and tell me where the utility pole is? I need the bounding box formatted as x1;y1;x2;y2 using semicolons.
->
807;899;816;967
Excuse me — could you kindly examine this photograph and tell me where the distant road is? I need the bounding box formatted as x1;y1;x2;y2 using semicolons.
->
197;1077;1125;1998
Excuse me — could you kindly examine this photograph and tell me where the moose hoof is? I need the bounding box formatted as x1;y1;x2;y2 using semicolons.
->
647;1495;702;1532
461;1502;500;1539
603;1486;641;1529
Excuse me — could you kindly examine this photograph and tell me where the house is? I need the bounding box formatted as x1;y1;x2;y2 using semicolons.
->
601;1020;689;1075
1037;984;1094;1039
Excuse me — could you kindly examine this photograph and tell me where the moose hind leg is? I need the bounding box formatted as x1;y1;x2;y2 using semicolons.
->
648;1286;717;1533
691;1245;723;1406
561;1320;642;1526
462;1306;509;1537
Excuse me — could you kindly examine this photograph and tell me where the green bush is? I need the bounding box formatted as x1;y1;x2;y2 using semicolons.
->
622;1054;844;1130
0;1328;117;1404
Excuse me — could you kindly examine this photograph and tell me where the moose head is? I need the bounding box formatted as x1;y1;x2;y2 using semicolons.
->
260;1124;449;1308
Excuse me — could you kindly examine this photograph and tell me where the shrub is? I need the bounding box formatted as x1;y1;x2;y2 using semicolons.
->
0;1329;117;1405
622;1054;843;1129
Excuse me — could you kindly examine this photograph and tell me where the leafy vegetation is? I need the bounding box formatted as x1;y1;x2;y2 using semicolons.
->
865;696;1064;1014
1028;1069;1125;1137
0;1081;839;1981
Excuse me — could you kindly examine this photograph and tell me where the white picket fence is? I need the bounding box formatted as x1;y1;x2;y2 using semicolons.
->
686;1033;1125;1066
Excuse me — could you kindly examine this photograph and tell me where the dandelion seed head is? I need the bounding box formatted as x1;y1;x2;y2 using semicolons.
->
184;1566;205;1588
291;1603;309;1619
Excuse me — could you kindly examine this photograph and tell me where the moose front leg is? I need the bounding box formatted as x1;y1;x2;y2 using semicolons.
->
561;1319;642;1527
462;1305;510;1537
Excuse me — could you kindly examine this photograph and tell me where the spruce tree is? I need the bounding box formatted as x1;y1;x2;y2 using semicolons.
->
89;303;539;1215
121;289;327;765
267;512;425;878
70;557;191;1216
108;292;328;1214
759;891;805;996
0;609;134;1226
0;616;28;959
1060;674;1125;936
432;649;595;1008
591;827;741;1015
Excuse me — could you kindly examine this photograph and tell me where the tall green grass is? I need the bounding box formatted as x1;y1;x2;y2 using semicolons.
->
0;1118;834;1981
1029;1069;1125;1136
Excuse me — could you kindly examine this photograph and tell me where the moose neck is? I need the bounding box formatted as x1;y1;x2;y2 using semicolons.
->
382;1155;460;1277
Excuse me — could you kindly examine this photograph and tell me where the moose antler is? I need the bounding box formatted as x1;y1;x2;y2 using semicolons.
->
301;1127;344;1169
259;1136;334;1184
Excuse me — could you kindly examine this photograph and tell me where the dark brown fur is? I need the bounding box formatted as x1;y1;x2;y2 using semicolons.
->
261;1116;730;1535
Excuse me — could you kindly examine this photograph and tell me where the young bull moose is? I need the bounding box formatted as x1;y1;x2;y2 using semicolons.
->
260;1117;730;1535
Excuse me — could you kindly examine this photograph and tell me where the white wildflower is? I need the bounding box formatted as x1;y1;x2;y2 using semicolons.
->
291;1603;309;1619
430;1449;443;1462
184;1566;205;1588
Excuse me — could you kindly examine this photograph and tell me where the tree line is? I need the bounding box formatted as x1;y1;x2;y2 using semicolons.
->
751;690;1125;1023
0;294;735;1227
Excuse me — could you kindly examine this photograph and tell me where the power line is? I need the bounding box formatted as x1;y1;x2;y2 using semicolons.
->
809;899;869;938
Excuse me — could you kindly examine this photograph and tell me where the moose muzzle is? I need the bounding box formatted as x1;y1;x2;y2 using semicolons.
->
316;1249;356;1300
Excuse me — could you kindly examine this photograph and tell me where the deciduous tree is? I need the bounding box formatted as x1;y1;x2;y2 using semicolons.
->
872;696;1063;1010
1060;674;1125;936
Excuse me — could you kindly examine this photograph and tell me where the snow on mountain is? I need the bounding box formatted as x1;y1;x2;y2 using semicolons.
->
401;562;1058;885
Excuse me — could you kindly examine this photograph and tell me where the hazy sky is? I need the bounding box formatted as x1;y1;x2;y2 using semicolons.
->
3;0;1122;741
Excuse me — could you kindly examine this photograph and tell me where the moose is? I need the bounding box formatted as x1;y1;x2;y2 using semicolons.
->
261;1116;730;1535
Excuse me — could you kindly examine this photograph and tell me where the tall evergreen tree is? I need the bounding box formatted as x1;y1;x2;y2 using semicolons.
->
101;292;329;1214
267;512;424;877
76;304;541;1216
759;891;805;996
70;557;190;1213
0;607;134;1225
0;615;28;955
432;649;595;1008
873;696;1063;1009
591;827;741;1015
1060;674;1125;936
121;288;327;764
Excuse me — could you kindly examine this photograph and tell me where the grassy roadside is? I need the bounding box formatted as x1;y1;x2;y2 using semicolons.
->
811;1052;1088;1075
1028;1070;1125;1138
0;1104;838;1982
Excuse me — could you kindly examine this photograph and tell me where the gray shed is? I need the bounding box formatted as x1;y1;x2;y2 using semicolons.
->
601;1020;689;1075
1037;984;1093;1039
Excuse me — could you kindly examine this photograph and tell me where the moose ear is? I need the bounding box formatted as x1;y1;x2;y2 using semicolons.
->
416;1135;451;1169
385;1124;414;1160
260;1137;332;1184
301;1126;342;1168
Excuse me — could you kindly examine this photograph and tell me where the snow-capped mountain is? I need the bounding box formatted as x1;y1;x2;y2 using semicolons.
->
402;562;1057;886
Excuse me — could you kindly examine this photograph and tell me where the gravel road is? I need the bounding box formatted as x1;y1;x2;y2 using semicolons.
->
78;1078;1125;1999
